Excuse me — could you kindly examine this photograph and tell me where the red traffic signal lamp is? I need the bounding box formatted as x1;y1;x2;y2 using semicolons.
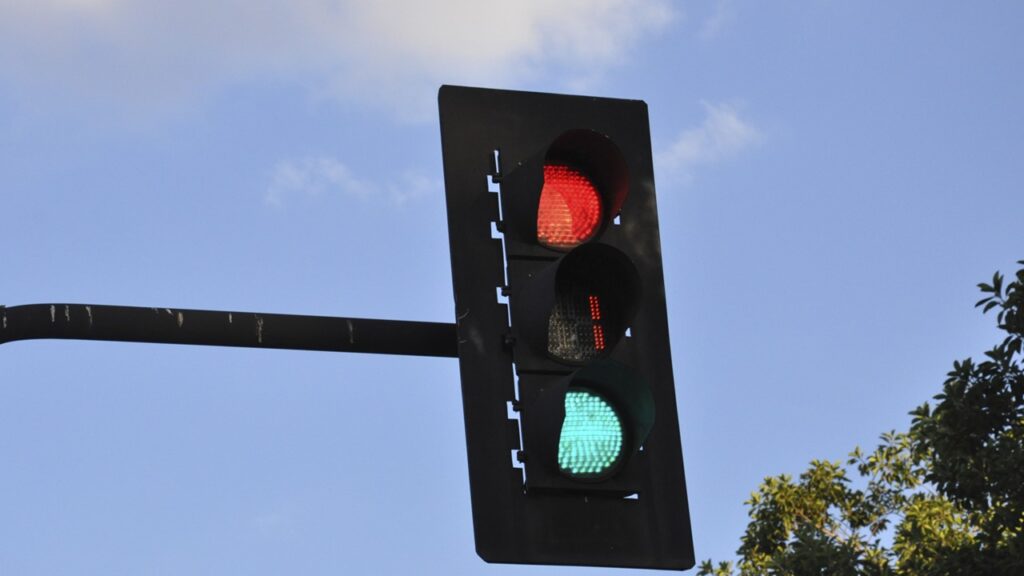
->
439;85;694;570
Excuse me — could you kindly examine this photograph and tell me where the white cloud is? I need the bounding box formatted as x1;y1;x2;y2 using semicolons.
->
266;156;438;207
656;101;760;182
699;0;736;41
0;0;675;119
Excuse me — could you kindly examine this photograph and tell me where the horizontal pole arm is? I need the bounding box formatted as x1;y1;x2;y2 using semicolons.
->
0;303;457;358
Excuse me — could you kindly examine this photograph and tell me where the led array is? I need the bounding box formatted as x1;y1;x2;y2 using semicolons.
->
588;295;605;351
549;293;606;362
558;389;624;477
537;163;603;250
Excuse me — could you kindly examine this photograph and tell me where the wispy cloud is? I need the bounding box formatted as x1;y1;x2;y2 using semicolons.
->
0;0;676;119
699;0;736;41
656;101;761;182
265;156;438;208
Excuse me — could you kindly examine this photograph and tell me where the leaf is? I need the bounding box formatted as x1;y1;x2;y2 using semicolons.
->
1009;338;1022;356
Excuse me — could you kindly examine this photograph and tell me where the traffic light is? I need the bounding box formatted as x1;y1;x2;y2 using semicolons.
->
439;85;694;570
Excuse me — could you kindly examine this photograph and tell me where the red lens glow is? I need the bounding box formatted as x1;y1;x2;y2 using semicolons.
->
537;163;603;250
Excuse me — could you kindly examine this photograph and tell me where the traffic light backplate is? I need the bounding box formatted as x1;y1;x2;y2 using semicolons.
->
439;85;694;570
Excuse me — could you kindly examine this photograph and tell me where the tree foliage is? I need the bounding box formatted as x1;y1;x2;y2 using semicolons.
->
699;262;1024;576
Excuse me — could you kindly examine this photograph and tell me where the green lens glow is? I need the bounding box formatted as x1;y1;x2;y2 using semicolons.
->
558;389;623;478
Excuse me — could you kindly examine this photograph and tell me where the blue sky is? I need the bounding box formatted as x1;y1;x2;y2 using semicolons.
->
1;1;1022;573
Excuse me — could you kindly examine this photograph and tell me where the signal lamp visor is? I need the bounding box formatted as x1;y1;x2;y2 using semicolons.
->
558;388;624;479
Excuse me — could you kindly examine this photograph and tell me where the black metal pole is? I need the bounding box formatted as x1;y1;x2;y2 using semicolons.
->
0;303;457;358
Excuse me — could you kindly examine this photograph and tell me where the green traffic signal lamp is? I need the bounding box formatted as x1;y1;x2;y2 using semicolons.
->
520;358;655;490
559;388;624;478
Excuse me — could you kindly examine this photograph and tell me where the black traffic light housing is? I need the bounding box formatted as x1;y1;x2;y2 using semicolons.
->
439;85;694;570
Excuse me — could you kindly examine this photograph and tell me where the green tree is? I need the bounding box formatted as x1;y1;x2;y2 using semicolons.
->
700;262;1023;576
